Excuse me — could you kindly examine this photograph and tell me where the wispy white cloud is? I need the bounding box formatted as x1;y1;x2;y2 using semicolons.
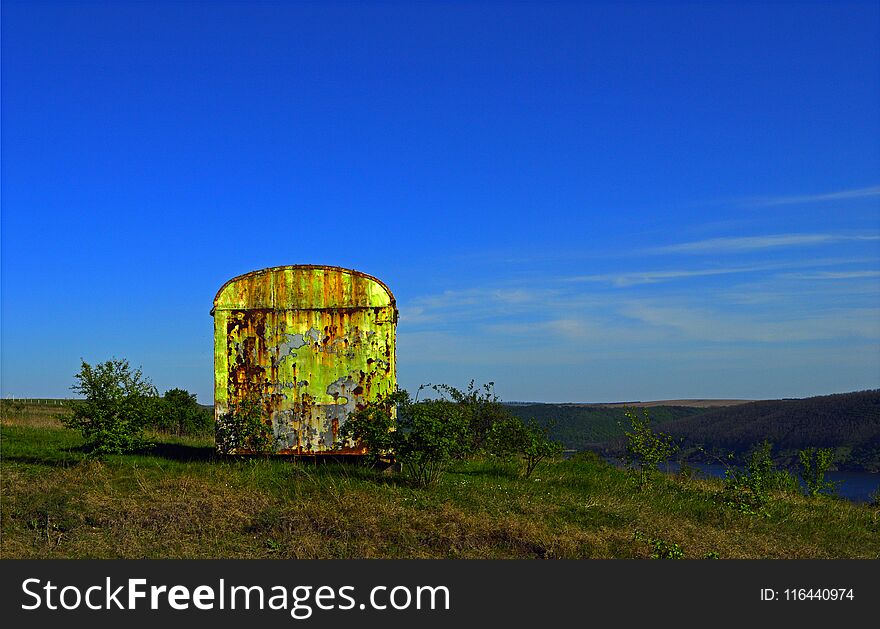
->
620;301;880;343
650;233;880;255
749;185;880;207
563;257;877;287
778;271;880;280
486;318;601;341
566;267;755;287
717;270;880;306
399;287;556;325
396;249;880;380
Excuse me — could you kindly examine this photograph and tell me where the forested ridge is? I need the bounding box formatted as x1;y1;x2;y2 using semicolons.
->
507;391;880;471
504;404;704;450
660;390;880;471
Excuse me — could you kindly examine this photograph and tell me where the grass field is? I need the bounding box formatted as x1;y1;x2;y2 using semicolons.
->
2;403;878;559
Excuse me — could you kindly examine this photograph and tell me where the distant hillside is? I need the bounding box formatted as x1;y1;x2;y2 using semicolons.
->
592;399;753;409
504;403;707;451
657;390;880;472
506;391;880;472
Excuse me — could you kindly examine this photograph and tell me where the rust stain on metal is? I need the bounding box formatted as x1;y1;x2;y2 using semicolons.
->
212;265;397;455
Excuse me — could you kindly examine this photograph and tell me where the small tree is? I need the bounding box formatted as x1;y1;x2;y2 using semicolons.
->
487;417;563;478
799;447;836;497
155;388;213;436
721;440;779;517
62;358;157;455
623;408;677;488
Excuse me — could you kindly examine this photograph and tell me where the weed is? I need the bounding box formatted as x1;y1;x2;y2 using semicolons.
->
633;530;684;559
799;447;837;498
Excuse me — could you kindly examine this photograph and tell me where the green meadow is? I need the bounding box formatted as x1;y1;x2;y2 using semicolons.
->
1;403;877;559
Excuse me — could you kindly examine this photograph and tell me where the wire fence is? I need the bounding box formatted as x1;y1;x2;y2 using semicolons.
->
1;398;72;405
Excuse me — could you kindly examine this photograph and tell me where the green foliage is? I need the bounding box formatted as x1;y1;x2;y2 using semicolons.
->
340;388;473;486
395;394;473;487
720;440;784;517
623;408;677;488
216;391;274;454
339;390;405;463
662;390;880;473
506;403;703;450
799;447;837;497
5;418;880;559
703;551;720;559
633;530;684;559
62;358;157;455
431;381;509;451
149;389;213;436
343;382;562;486
487;417;563;478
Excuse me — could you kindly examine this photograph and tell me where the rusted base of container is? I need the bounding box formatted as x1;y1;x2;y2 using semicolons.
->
216;452;397;471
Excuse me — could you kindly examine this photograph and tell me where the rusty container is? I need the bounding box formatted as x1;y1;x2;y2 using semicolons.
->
211;265;397;455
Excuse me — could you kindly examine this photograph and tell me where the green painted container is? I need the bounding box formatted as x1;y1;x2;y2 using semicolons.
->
211;265;397;455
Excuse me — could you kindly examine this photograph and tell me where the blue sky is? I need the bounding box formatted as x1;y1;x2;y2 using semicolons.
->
2;1;878;403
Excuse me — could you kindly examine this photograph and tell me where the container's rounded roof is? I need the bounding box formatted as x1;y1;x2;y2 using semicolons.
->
212;265;396;314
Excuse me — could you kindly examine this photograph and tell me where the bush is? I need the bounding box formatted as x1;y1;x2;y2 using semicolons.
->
341;382;563;486
339;387;474;487
62;358;157;455
395;395;473;487
487;417;563;478
216;391;274;454
339;390;404;463
719;440;794;516
431;381;508;451
623;408;677;488
150;388;213;436
799;447;837;497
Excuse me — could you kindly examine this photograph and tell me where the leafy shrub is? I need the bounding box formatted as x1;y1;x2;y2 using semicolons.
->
149;389;213;436
342;382;563;486
799;447;837;497
623;408;677;488
719;440;788;517
395;395;473;487
339;388;473;486
431;381;509;451
216;391;274;454
339;390;405;463
62;358;157;455
487;417;563;478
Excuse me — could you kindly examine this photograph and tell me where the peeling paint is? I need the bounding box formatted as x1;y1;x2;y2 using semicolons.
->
212;265;397;455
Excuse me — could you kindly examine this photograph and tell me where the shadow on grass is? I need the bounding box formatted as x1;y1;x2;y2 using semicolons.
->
3;453;85;468
6;443;215;466
148;442;217;462
453;465;520;480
